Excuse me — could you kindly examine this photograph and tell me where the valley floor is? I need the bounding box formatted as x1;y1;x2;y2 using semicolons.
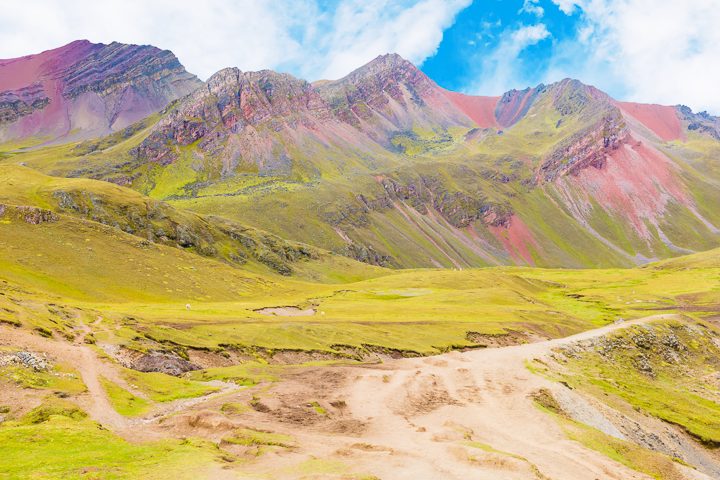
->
2;313;719;479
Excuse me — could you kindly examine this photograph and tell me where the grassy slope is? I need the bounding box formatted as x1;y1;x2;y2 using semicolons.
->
1;187;718;354
0;416;227;479
0;164;385;283
4;88;720;271
532;315;720;457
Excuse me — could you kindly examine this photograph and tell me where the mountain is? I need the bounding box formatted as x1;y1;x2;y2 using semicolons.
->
0;40;201;145
2;41;720;479
1;47;719;269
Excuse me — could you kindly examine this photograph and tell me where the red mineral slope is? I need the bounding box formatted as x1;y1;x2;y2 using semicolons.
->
562;136;690;239
616;102;683;142
442;90;500;129
489;215;540;265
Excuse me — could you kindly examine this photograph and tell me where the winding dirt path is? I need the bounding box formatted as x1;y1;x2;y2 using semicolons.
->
325;315;680;479
0;324;240;440
2;314;713;479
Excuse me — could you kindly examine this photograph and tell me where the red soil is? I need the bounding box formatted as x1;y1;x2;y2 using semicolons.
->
494;88;537;128
569;136;688;238
489;215;540;265
442;90;499;129
616;102;683;142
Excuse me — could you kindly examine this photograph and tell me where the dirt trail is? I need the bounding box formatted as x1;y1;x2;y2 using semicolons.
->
2;314;714;479
325;315;676;479
0;324;246;439
0;325;132;434
231;313;710;480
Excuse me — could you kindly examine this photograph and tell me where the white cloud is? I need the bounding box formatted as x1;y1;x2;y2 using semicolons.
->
466;24;551;95
304;0;472;80
0;0;470;81
552;0;579;14
519;0;545;18
550;0;720;113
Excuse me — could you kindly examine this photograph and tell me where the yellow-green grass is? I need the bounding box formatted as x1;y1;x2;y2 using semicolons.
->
188;363;282;386
0;164;387;283
100;376;151;417
120;368;219;402
0;415;227;479
0;359;86;395
1;217;718;355
222;427;295;448
551;319;720;446
1;165;718;355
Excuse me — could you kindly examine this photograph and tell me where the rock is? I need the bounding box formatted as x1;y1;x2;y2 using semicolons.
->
537;108;628;182
133;352;199;376
0;40;201;143
0;204;59;225
0;351;51;371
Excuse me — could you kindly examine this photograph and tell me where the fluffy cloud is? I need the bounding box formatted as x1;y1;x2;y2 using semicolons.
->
466;24;551;95
550;0;720;112
0;0;470;81
308;0;472;80
519;0;545;18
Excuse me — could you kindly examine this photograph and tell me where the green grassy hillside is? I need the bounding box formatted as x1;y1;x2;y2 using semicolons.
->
2;78;720;271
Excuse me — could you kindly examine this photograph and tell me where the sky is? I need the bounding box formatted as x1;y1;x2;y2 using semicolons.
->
1;0;719;113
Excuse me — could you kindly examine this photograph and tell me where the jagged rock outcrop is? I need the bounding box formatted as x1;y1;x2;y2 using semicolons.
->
48;188;317;275
326;175;513;232
0;40;201;143
133;67;335;172
677;105;720;140
317;53;472;137
538;108;628;182
0;204;59;224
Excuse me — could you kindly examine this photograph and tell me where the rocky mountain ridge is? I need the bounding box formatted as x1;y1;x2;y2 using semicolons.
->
2;42;719;269
0;40;201;144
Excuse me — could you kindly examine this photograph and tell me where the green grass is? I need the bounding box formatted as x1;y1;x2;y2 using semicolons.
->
553;319;720;446
222;427;295;448
120;369;218;402
0;361;86;394
21;399;88;424
0;416;227;479
100;377;151;417
188;363;282;386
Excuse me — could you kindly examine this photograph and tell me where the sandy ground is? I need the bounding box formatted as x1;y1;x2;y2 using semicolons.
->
1;314;715;479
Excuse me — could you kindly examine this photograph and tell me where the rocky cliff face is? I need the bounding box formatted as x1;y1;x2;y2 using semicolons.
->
133;67;336;173
0;40;201;143
131;53;476;176
316;53;472;137
677;105;720;140
538;109;628;182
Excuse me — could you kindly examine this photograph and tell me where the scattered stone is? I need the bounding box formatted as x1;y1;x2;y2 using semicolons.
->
0;351;51;371
133;352;199;376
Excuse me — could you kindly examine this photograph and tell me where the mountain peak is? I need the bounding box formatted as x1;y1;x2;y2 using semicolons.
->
0;40;202;144
335;52;419;83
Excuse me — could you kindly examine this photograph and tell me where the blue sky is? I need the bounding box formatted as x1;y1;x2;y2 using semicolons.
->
423;0;583;94
1;1;719;112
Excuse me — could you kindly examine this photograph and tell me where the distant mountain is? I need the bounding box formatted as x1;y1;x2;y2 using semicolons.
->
0;40;201;145
2;45;719;269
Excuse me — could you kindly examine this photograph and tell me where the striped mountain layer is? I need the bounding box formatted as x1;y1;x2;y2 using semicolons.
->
1;46;719;268
0;40;201;145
